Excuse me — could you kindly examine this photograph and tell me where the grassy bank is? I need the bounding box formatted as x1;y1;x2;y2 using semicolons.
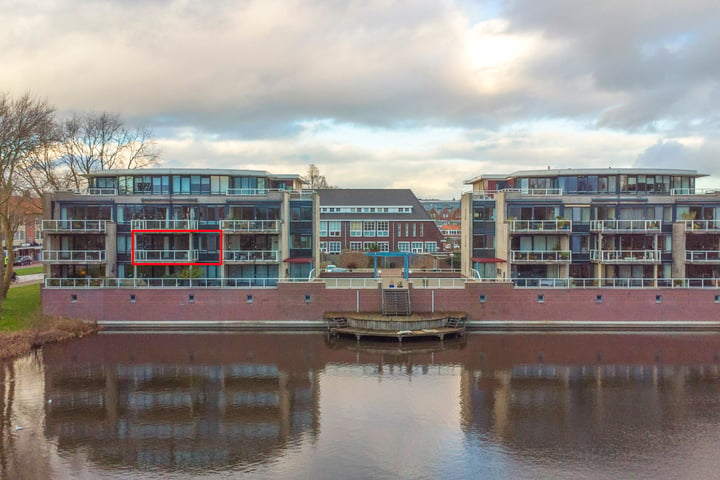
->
0;282;97;361
1;283;41;331
15;264;43;275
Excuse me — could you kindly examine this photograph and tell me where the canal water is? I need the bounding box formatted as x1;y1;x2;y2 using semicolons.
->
2;331;720;479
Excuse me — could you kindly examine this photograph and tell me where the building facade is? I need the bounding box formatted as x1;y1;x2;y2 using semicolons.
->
43;169;317;286
462;168;720;285
318;189;445;258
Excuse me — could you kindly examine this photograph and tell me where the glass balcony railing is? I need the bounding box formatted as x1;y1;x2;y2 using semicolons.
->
510;250;572;263
44;250;106;263
590;249;661;263
131;219;199;230
133;250;199;262
590;220;661;232
685;250;720;263
42;220;107;233
223;250;280;262
508;219;572;232
219;220;281;233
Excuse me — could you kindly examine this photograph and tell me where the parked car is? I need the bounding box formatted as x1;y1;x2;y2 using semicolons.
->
325;264;347;273
13;255;32;266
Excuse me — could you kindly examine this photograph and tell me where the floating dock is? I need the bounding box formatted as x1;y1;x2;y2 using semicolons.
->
325;312;467;343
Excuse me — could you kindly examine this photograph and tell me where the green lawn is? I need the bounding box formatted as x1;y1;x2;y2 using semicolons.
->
0;283;41;331
14;265;43;275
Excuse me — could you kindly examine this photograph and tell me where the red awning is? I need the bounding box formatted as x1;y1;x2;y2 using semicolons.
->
283;257;313;263
472;257;506;263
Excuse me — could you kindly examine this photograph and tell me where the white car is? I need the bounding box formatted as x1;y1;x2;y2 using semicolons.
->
325;264;347;272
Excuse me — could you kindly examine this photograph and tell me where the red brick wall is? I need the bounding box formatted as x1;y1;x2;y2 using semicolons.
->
43;282;720;323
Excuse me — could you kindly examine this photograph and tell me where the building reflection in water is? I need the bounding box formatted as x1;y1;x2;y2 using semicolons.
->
42;333;322;472
35;331;720;478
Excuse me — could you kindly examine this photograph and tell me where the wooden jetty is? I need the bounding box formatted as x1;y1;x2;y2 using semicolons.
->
324;311;467;343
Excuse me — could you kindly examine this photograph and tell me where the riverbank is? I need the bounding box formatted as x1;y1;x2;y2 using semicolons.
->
0;317;99;361
1;281;99;361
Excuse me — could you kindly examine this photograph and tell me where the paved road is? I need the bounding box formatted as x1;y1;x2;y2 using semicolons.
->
12;273;44;286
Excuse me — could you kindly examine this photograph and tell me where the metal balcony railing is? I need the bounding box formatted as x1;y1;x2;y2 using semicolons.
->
682;220;720;232
220;220;281;233
133;250;199;262
43;250;106;263
224;250;280;262
131;219;199;230
590;219;661;232
42;219;107;233
510;250;572;263
686;250;720;263
590;249;661;263
671;188;720;195
508;219;572;232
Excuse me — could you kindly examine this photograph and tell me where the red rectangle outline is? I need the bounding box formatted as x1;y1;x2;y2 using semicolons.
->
131;229;223;266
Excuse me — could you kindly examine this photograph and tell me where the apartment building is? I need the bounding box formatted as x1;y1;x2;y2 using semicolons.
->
318;189;445;257
461;168;720;285
43;168;317;285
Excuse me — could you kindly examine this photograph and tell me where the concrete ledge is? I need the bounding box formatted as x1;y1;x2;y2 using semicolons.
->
467;320;720;331
98;320;327;331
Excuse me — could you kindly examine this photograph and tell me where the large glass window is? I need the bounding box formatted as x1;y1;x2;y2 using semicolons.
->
350;222;362;237
363;221;376;237
376;221;389;236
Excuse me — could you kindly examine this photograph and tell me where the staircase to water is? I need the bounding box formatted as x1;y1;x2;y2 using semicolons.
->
382;288;411;316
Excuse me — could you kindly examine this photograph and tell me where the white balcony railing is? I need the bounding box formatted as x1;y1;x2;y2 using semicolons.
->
512;277;720;288
509;219;572;232
671;188;720;195
133;250;199;262
590;220;661;232
686;250;720;263
682;220;720;232
590;249;661;263
42;219;107;233
131;219;199;230
510;250;572;263
220;220;281;233
43;250;106;263
86;188;118;195
224;250;280;262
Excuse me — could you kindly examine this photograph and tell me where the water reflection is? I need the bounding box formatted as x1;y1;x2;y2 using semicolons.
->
2;332;720;479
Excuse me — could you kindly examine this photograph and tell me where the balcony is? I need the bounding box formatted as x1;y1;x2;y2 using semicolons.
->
133;250;199;263
131;219;199;230
590;220;661;233
510;250;572;263
508;219;572;233
682;220;720;232
590;249;661;263
686;250;720;263
44;250;106;263
43;220;107;233
224;250;280;263
220;220;281;233
671;188;720;195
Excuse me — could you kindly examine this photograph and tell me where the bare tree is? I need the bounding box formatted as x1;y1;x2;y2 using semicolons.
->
301;164;333;189
0;92;55;300
59;111;159;190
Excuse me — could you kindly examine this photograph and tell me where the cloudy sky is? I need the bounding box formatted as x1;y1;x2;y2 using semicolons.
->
3;0;720;197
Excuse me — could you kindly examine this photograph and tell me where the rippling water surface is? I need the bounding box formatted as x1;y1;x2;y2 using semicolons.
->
2;331;720;479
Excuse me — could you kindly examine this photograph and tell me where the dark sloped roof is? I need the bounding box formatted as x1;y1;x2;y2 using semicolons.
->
318;189;436;221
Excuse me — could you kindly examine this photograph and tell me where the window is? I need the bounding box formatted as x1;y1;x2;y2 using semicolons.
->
376;221;389;236
350;221;362;237
377;242;389;252
411;242;423;253
320;241;328;253
328;221;341;237
398;242;410;252
412;224;417;237
328;241;341;253
363;242;378;251
319;221;328;237
363;221;376;237
350;242;362;251
425;242;437;252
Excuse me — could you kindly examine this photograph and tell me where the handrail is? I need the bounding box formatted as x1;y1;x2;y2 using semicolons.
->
686;250;720;262
510;250;572;262
224;250;280;262
513;277;720;288
220;219;281;232
682;220;720;231
134;250;199;262
508;219;572;232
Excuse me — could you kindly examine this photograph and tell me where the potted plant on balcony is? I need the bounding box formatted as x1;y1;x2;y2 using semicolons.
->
556;216;570;230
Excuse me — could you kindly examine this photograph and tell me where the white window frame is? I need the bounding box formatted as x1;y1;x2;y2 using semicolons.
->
424;242;437;252
376;221;389;237
363;221;376;237
411;242;423;253
328;221;341;237
350;221;362;237
398;241;410;253
328;241;341;254
350;241;362;251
